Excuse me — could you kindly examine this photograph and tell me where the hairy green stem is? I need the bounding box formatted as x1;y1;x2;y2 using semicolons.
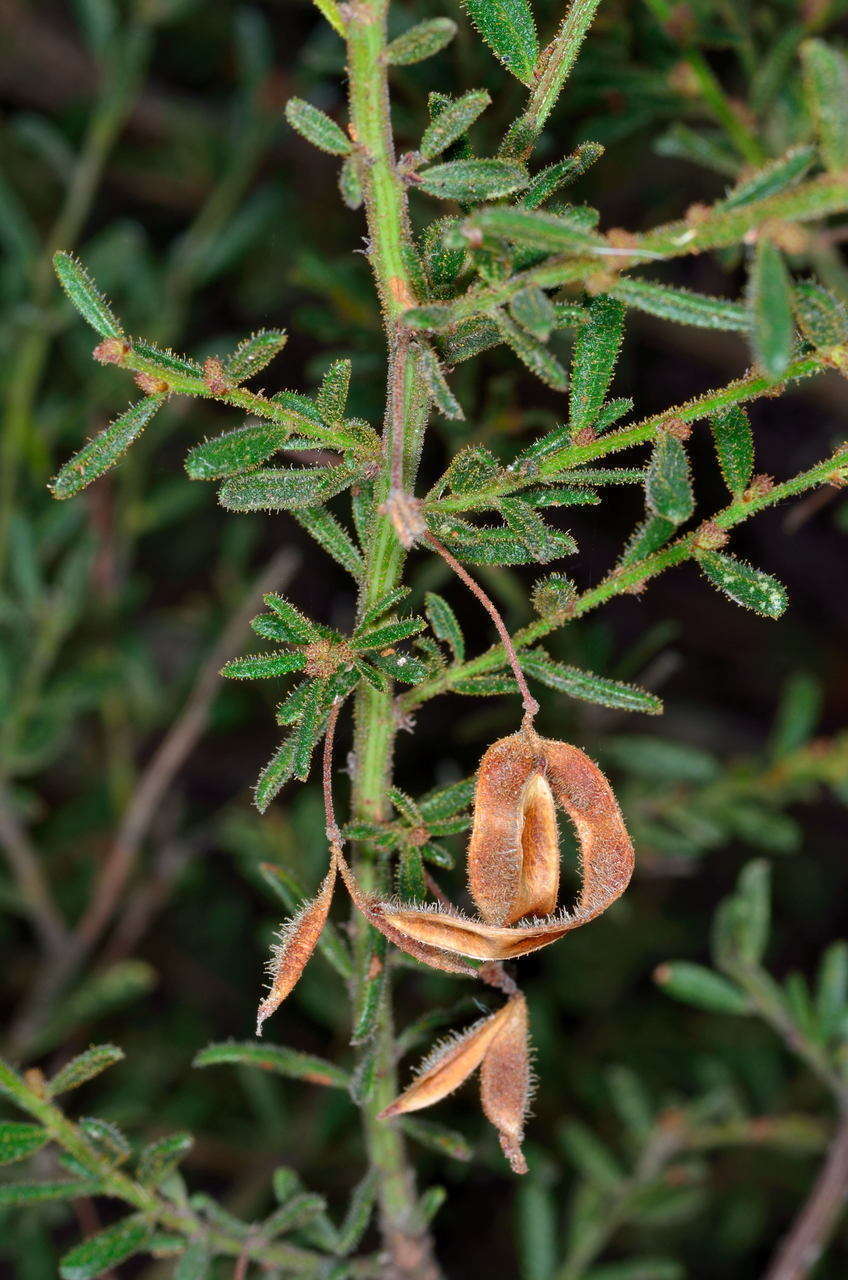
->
344;3;439;1275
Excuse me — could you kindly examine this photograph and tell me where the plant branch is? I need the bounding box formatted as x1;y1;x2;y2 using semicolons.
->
764;1111;848;1280
403;446;848;711
0;785;67;954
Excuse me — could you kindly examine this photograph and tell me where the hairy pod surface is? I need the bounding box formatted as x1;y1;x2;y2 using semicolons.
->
256;857;338;1034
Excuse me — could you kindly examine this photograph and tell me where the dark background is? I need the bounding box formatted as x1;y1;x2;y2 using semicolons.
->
1;0;847;1275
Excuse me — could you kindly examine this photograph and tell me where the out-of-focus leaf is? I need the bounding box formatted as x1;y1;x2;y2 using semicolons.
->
59;1216;153;1280
747;240;794;378
386;18;457;64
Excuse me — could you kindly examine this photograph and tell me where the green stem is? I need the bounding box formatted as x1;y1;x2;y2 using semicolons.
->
402;446;848;710
501;0;604;157
344;3;439;1275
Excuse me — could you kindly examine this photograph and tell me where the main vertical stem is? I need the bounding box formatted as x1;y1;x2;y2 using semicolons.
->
344;4;439;1276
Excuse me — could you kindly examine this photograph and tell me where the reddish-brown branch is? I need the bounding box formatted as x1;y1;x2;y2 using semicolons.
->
764;1110;848;1280
423;533;539;721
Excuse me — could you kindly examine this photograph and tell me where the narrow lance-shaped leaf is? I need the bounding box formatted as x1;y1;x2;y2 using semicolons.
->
222;650;306;680
223;330;288;384
59;1216;153;1280
385;18;457;65
284;98;350;156
219;463;360;512
0;1122;48;1165
254;734;298;813
720;145;816;211
315;357;351;424
460;0;539;84
800;40;848;173
655;961;749;1014
521;142;605;209
425;592;465;661
697;550;788;618
295;506;364;578
416;342;464;419
419;90;490;161
50;398;164;499
569;295;626;435
193;1041;349;1089
0;1180;103;1208
792;279;848;351
137;1133;193;1187
499;497;570;562
710;406;754;497
495;310;569;391
339;154;362;209
521;650;663;715
459;204;605;252
48;1045;124;1098
645;433;694;524
185;423;289;481
417;159;528;201
610;278;749;332
747;240;794;378
257;857;338;1033
53;251;123;337
509;285;557;341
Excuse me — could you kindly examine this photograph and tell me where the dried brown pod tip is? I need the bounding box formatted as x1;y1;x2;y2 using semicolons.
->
380;994;532;1174
256;853;338;1035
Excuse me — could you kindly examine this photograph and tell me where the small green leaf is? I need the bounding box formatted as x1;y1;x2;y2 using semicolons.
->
720;145;816;211
560;1121;624;1189
509;285;557;341
645;433;694;524
444;445;501;493
793;279;848;350
494;311;569;390
709;406;754;497
222;650;306;680
517;1180;557;1280
219;463;359;511
132;341;201;378
416;343;464;419
60;1216;153;1280
425;592;465;661
0;1122;48;1165
697;550;788;617
336;1170;378;1256
462;204;605;252
185;423;289;480
351;930;388;1045
339;154;363;209
418;778;475;821
801;40;848;172
521;650;663;714
569;295;626;435
137;1133;193;1187
399;1116;473;1161
386;17;457;64
223;330;288;384
315;358;351;424
460;0;539;84
295;506;364;578
500;497;572;562
521;142;605;210
610;278;749;332
50;398;164;499
417;159;528;201
353;617;426;651
770;671;822;758
174;1241;210;1280
48;1045;125;1098
193;1041;349;1089
254;735;298;812
618;514;676;568
816;941;848;1041
0;1180;102;1208
291;680;324;780
397;845;427;901
284;97;350;156
80;1118;131;1164
419;90;490;161
262;593;317;642
53;252;123;337
729;860;771;966
747;240;794;378
655;962;749;1014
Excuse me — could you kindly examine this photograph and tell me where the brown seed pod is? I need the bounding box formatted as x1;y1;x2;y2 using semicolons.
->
380;994;532;1174
341;731;634;966
468;732;559;925
256;855;338;1034
480;993;532;1175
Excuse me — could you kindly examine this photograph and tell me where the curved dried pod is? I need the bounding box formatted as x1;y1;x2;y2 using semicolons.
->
468;731;559;925
380;994;532;1174
371;731;634;963
256;854;338;1035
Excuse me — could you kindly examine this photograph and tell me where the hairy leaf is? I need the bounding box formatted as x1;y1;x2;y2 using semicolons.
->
419;90;490;161
223;330;288;383
697;551;788;617
194;1041;349;1088
645;434;694;524
521;650;663;714
50;398;164;498
284;98;350;155
801;40;848;172
460;0;539;84
60;1216;153;1280
219;463;360;511
386;18;457;64
710;406;754;497
569;295;626;434
747;240;794;378
610;278;749;332
417;159;528;201
54;251;123;337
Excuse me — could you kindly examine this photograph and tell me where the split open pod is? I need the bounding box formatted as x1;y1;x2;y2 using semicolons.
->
344;729;635;967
